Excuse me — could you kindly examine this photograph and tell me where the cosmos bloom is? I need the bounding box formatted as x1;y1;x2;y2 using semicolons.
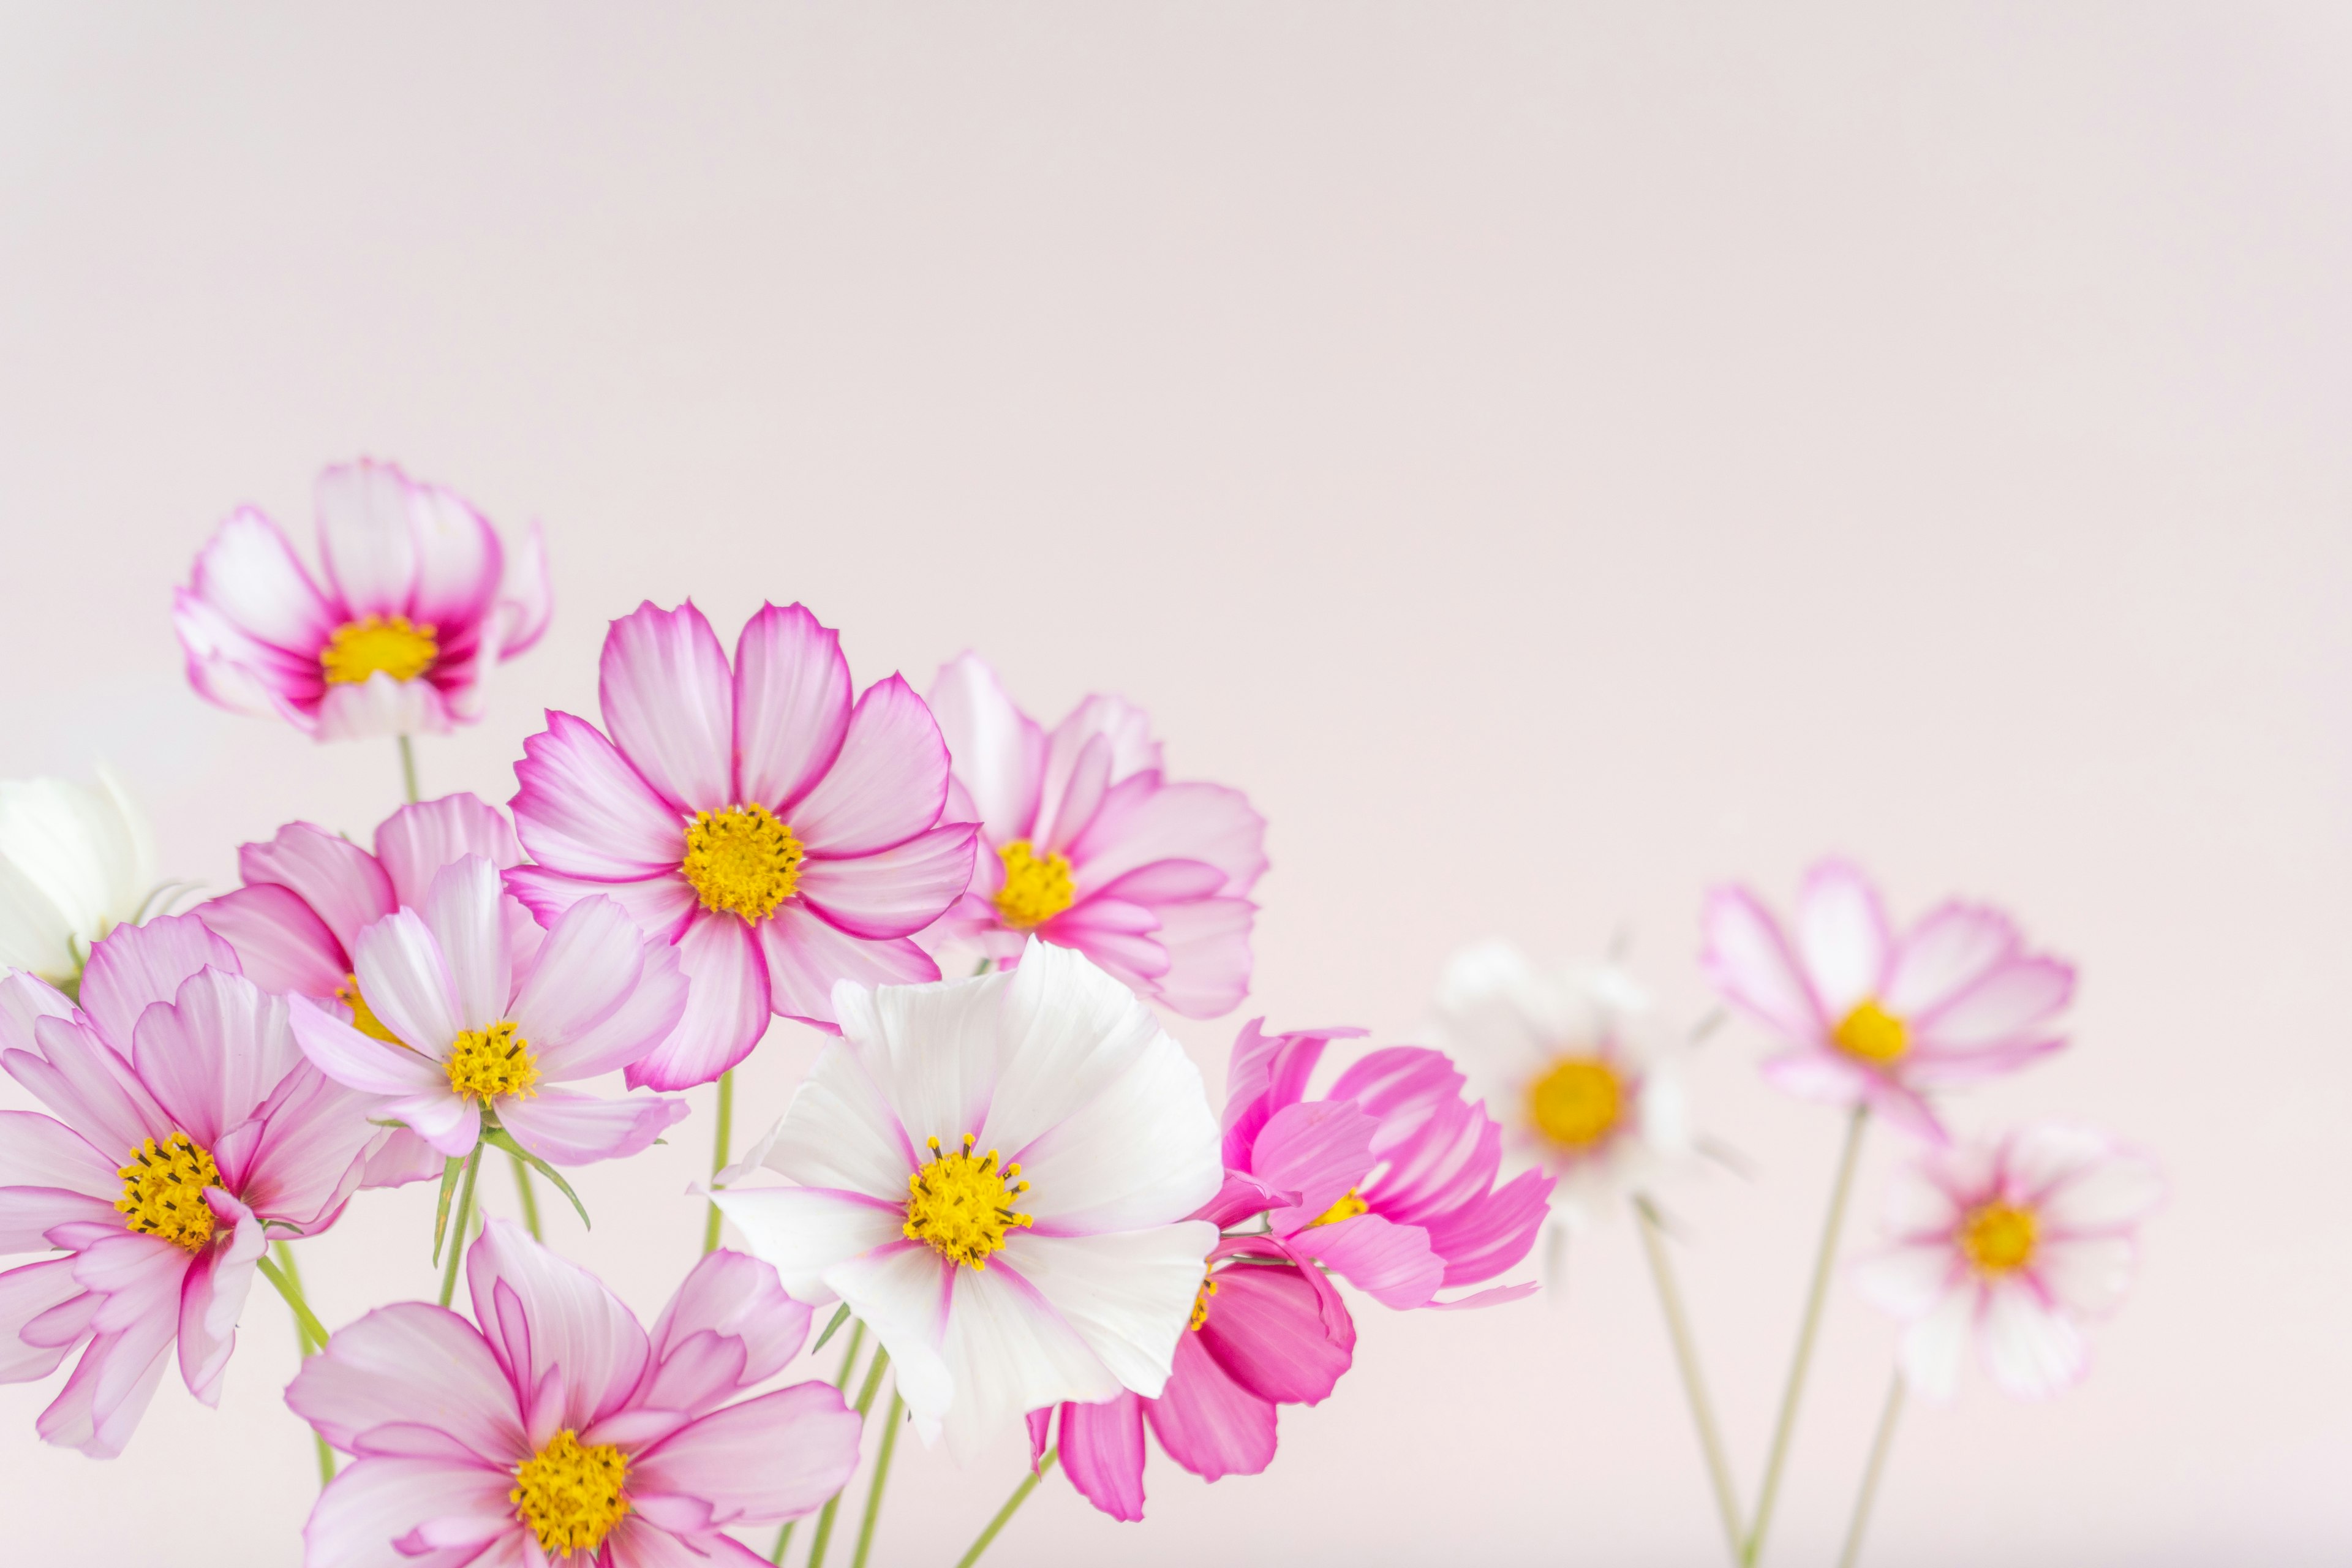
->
288;856;690;1167
1221;1020;1553;1310
173;459;552;740
1027;1234;1355;1521
921;652;1265;1019
1855;1123;2162;1400
507;601;978;1089
0;918;392;1457
713;941;1223;1460
0;769;159;993
1428;943;1691;1271
287;1220;863;1568
1701;860;2075;1143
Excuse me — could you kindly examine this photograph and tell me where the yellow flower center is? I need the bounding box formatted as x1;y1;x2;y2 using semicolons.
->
903;1135;1032;1269
115;1133;221;1251
1833;998;1909;1065
992;839;1076;929
511;1429;631;1558
680;803;804;922
1188;1273;1219;1332
445;1020;539;1103
334;973;402;1043
1526;1057;1623;1150
1959;1200;2038;1275
1307;1189;1369;1229
320;614;438;685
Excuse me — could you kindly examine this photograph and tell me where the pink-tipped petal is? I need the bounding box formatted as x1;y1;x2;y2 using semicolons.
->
497;519;554;658
13;1015;172;1163
498;1089;688;1167
644;1249;813;1409
1882;903;2021;1018
129;969;303;1148
287;1300;526;1460
631;1382;863;1524
1700;886;1828;1045
77;913;241;1057
1057;1393;1148;1521
599;602;736;814
794;823;979;941
399;477;504;636
1757;1049;1871;1109
734;604;854;815
1283;1213;1444;1310
241;823;398;962
627;914;771;1090
783;676;951;859
1912;957;2075;1051
1795;860;1893;1018
464;1219;650;1433
929;654;1046;845
177;1196;266;1405
288;995;449;1098
352;909;464;1056
754;904;936;1037
376;794;524;909
194;883;349;998
510;710;690;880
0;1108;119;1196
0;1257;93;1382
301;1454;519;1568
1145;1330;1278;1483
503;864;699;946
184;506;339;654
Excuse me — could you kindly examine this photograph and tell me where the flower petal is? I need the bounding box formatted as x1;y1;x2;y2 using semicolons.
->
599;601;736;814
420;858;511;1032
499;1088;688;1167
1065;780;1265;897
1281;1213;1443;1310
1700;886;1828;1044
1978;1279;2088;1399
713;1188;907;1303
239;823;396;961
631;1383;863;1525
465;1218;649;1432
314;461;423;619
503;864;698;946
1057;1392;1148;1521
646;1248;813;1406
507;895;649;1071
301;1454;519;1568
1912;957;2075;1051
784;676;951;859
929;654;1045;845
734;604;854;815
375;794;524;910
176;1196;266;1405
184;506;339;653
352;908;463;1055
510;710;689;880
400;475;504;636
755;903;938;1035
194;883;349;998
932;1256;1122;1463
1197;1257;1353;1406
795;823;978;941
1795;860;1893;1018
755;1035;916;1200
130;968;303;1149
997;1223;1219;1403
1145;1329;1278;1482
1898;1283;1975;1402
1139;897;1257;1020
77;912;241;1058
288;994;449;1097
625;913;770;1091
1882;903;2021;1017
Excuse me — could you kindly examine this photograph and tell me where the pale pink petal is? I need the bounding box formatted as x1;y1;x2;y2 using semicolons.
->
754;903;935;1036
606;1520;771;1568
1281;1213;1444;1310
631;1383;862;1524
523;922;685;1084
352;909;464;1055
2031;1142;2163;1234
37;1313;175;1458
301;1454;519;1568
752;1036;918;1202
184;506;339;653
0;1183;115;1255
130;969;303;1148
996;1224;1219;1402
626;913;770;1090
1794;860;1893;1018
236;1069;399;1227
0;1107;118;1195
314;673;451;741
783;676;951;859
1860;1077;1950;1145
1882;903;2021;1017
1035;899;1167;993
1700;887;1828;1044
642;1253;809;1411
1196;1257;1353;1406
1912;956;2075;1050
510;710;689;880
1880;1160;1966;1238
498;1089;687;1167
1038;696;1160;838
0;1257;92;1382
288;995;449;1097
173;589;324;723
177;1196;266;1404
0;971;75;1058
418;858;511;1031
2032;1234;2136;1317
1249;1101;1376;1229
240;822;398;959
599;601;736;814
1854;1243;1959;1318
734;604;854;815
928;654;1045;845
1978;1280;2088;1399
1057;1393;1148;1521
358;1126;445;1190
1065;780;1265;896
1039;734;1114;853
795;823;978;941
383;1092;481;1159
77;912;241;1057
1145;1330;1278;1482
496;520;553;658
712;1188;906;1303
464;1219;649;1432
14;1014;171;1159
315;461;424;619
287;1300;524;1460
376;794;524;909
400;476;504;636
195;884;349;998
1091;859;1227;907
505;895;645;1066
503;864;698;945
1899;1038;2062;1088
1758;1048;1871;1108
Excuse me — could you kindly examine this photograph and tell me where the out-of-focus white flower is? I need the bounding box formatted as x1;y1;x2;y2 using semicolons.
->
0;769;159;989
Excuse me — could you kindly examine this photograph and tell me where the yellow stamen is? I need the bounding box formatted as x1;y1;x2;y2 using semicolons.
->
680;803;804;922
1307;1189;1369;1229
445;1020;538;1103
115;1133;221;1251
511;1429;630;1557
1959;1200;2038;1275
1526;1057;1623;1150
1833;998;1909;1065
1189;1273;1219;1332
992;839;1076;930
903;1134;1032;1269
334;973;402;1044
320;614;438;685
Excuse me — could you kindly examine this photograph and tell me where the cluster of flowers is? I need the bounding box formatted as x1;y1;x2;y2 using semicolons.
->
0;460;2160;1566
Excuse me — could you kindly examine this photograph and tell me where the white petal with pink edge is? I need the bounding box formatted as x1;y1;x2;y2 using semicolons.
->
1795;860;1892;1018
598;602;736;814
733;604;853;816
928;653;1044;845
510;711;690;880
784;676;951;859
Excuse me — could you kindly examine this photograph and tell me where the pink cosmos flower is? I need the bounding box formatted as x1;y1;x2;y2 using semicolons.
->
1026;1234;1355;1521
288;856;690;1167
507;601;978;1090
174;459;552;740
1219;1021;1553;1310
921;653;1265;1018
0;918;393;1456
1855;1123;2162;1400
287;1219;863;1567
1700;860;2075;1143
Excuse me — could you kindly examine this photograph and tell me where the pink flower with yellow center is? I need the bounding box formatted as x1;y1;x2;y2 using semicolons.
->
1855;1123;2162;1399
0;918;397;1457
506;601;978;1089
287;1221;863;1567
173;459;551;740
1700;860;2075;1142
920;653;1266;1018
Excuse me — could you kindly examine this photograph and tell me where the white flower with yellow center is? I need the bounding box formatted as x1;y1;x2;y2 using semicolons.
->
714;940;1223;1460
0;769;159;990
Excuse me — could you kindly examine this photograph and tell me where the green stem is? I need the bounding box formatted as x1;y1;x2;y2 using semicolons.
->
1835;1370;1907;1568
1744;1104;1869;1566
849;1390;904;1568
1634;1195;1742;1564
807;1347;891;1568
772;1323;870;1563
437;1145;484;1309
397;734;421;804
955;1449;1058;1568
508;1147;543;1240
257;1248;330;1348
263;1245;339;1488
702;1069;735;1254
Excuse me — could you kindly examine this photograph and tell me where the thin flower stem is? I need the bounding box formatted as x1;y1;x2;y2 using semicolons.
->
807;1347;892;1568
257;1249;329;1348
507;1148;543;1240
771;1323;870;1563
1632;1194;1742;1563
702;1069;735;1254
954;1449;1058;1568
437;1145;484;1310
1835;1370;1907;1568
1743;1104;1869;1567
848;1390;904;1568
397;734;421;804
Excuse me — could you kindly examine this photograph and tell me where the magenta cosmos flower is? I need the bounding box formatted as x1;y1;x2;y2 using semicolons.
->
508;601;978;1089
289;857;689;1167
1220;1021;1553;1310
287;1219;862;1567
1701;860;2075;1143
174;459;552;739
1027;1233;1355;1521
0;918;393;1456
1856;1123;2161;1400
921;653;1265;1018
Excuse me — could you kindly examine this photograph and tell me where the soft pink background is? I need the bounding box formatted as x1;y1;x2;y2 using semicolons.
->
2;6;2346;1564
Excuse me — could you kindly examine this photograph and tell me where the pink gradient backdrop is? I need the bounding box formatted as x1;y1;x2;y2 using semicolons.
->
2;6;2346;1563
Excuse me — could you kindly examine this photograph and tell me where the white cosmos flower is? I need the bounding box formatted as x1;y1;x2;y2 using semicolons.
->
714;940;1223;1460
0;769;159;987
1429;942;1692;1276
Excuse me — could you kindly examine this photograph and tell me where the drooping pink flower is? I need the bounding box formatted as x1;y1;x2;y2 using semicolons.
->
173;459;552;740
0;918;394;1456
1218;1021;1553;1310
1855;1123;2161;1400
1027;1234;1355;1521
289;856;689;1167
507;601;978;1088
287;1219;862;1567
1700;860;2076;1143
921;653;1265;1018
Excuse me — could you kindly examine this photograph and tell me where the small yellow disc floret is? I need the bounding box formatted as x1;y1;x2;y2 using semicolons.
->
903;1135;1033;1269
1833;998;1910;1065
680;803;805;921
445;1020;539;1103
992;840;1076;930
115;1133;221;1252
511;1428;631;1557
1960;1200;2038;1275
1526;1057;1623;1150
320;615;438;685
